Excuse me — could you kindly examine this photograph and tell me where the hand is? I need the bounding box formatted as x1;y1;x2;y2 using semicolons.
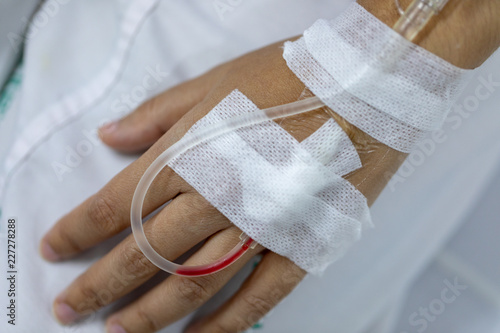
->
37;0;500;329
40;39;404;332
39;40;323;333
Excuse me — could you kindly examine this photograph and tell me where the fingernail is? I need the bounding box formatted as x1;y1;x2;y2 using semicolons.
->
107;323;127;333
99;121;119;136
40;240;60;262
53;302;81;325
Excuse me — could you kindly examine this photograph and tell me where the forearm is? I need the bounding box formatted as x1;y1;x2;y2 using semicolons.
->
358;0;500;69
335;0;500;204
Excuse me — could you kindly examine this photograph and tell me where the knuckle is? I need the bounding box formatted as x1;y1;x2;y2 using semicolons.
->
134;96;158;119
176;194;229;233
78;282;107;310
136;305;161;332
87;190;121;235
240;293;274;318
175;276;213;306
281;266;306;287
121;245;154;279
55;225;84;254
180;194;206;213
179;194;211;218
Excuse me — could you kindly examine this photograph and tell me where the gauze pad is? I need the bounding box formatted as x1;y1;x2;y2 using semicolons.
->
283;2;472;153
168;90;371;275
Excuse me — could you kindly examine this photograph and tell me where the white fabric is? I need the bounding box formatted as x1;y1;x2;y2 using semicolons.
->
0;0;159;200
0;0;39;89
169;89;370;275
0;0;499;332
284;3;473;153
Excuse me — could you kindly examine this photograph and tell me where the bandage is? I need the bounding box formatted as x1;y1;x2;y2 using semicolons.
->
132;1;469;276
283;2;472;153
167;90;371;275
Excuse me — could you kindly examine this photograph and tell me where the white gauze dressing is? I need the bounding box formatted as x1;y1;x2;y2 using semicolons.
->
283;2;473;153
168;90;371;275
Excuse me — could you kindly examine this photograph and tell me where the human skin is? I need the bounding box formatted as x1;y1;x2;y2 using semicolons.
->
39;1;500;332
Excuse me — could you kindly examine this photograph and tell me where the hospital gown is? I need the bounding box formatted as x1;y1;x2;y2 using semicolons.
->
1;1;500;332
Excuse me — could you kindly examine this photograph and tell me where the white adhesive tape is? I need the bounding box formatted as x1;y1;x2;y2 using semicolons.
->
169;90;371;275
283;2;472;153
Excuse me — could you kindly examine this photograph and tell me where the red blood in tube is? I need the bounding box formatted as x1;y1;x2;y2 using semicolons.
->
176;237;254;276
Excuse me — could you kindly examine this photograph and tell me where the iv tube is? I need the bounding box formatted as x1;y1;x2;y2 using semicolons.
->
130;0;451;277
394;0;450;41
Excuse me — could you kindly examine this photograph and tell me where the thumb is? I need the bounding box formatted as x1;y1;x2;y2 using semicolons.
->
99;67;225;153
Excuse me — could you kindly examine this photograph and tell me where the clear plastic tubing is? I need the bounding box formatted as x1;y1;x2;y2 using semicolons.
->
394;0;450;41
131;97;325;276
130;0;450;277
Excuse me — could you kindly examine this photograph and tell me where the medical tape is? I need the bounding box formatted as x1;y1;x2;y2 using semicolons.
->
168;89;372;275
283;2;472;153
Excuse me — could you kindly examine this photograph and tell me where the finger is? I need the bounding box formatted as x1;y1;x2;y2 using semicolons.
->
39;140;192;261
185;252;306;333
40;85;227;262
99;65;228;153
105;227;264;333
52;193;231;325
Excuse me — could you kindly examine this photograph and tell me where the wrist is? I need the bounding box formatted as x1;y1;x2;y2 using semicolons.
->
357;0;500;69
